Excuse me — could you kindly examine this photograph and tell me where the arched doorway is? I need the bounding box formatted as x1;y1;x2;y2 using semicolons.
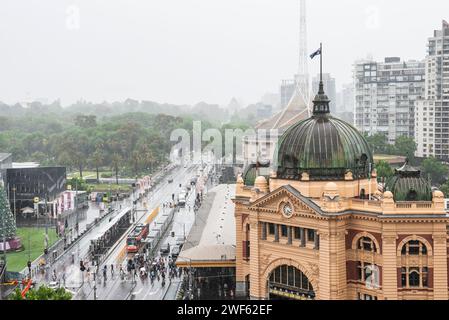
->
267;265;315;300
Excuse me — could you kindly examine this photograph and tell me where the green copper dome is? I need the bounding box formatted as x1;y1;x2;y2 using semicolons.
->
242;161;271;186
275;81;373;181
385;160;432;202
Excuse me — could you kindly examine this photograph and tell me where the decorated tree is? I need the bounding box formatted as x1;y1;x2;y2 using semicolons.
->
0;185;16;240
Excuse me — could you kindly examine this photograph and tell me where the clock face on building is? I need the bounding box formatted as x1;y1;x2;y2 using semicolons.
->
282;202;293;218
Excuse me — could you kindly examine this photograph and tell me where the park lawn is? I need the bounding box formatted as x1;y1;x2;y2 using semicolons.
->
374;154;404;161
68;170;133;180
5;228;59;272
67;171;98;179
87;183;132;193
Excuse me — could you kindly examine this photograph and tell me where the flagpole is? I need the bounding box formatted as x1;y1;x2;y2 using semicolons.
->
320;43;323;83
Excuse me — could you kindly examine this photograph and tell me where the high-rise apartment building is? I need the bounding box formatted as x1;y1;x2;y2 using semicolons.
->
354;57;425;144
280;79;297;109
337;83;355;114
415;21;449;159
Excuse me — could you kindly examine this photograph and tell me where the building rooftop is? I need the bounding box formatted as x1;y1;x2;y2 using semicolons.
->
11;162;40;169
256;87;310;131
176;184;236;268
0;153;12;162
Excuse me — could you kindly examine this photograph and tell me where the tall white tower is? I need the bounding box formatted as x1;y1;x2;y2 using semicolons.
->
248;0;312;166
273;0;311;128
296;0;310;105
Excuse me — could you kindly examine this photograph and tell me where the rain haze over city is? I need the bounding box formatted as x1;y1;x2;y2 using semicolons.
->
1;0;449;311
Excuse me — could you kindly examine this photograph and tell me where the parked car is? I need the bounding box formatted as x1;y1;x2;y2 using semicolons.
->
168;178;173;184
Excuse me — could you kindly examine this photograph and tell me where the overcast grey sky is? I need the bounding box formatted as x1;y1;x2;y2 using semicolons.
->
0;0;448;107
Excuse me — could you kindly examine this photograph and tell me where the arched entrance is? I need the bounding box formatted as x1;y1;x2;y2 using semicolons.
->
267;265;315;300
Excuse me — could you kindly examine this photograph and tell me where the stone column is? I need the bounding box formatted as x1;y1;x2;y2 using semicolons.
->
318;223;347;300
381;232;398;300
300;228;306;247
261;222;267;241
314;233;320;250
287;226;292;245
249;217;263;299
234;210;246;298
274;224;279;242
433;232;448;300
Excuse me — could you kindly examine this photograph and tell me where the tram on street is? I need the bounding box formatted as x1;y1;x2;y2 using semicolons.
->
126;223;149;253
88;207;132;264
127;208;175;260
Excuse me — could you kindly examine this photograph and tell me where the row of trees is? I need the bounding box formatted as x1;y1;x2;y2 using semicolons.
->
0;112;214;181
368;133;449;196
365;134;417;161
0;99;233;127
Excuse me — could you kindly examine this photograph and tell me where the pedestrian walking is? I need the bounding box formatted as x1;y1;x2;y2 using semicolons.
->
111;264;114;277
103;265;107;281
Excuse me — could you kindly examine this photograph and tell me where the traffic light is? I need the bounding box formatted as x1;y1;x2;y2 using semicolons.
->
80;260;86;272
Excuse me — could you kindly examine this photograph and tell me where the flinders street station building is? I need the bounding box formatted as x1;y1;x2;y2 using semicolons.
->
233;78;449;300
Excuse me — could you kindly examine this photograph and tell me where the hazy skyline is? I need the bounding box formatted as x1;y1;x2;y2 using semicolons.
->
0;0;448;107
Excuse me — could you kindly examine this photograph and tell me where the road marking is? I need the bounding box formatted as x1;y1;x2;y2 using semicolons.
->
144;287;161;299
116;244;127;263
132;288;143;295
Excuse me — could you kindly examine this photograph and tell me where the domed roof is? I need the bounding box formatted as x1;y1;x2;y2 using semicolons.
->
275;81;373;181
242;161;271;186
385;160;432;202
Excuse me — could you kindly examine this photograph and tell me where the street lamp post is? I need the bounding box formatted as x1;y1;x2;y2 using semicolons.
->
93;264;97;300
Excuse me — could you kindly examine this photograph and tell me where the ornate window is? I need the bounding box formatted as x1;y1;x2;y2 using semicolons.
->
294;227;301;240
268;265;315;299
399;239;430;289
401;267;428;288
307;229;315;242
268;223;275;235
353;234;380;289
357;293;378;300
401;240;427;256
281;225;288;238
357;236;377;252
357;261;379;284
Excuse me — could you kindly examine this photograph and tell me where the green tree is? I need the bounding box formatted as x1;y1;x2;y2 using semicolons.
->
111;153;122;185
394;136;417;160
422;157;449;185
365;133;387;154
74;115;97;128
375;160;394;182
90;149;105;182
440;182;449;198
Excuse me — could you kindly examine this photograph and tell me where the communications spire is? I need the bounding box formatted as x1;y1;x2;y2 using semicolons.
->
296;0;311;110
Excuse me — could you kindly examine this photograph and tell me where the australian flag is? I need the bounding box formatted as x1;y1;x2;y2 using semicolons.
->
310;48;321;59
